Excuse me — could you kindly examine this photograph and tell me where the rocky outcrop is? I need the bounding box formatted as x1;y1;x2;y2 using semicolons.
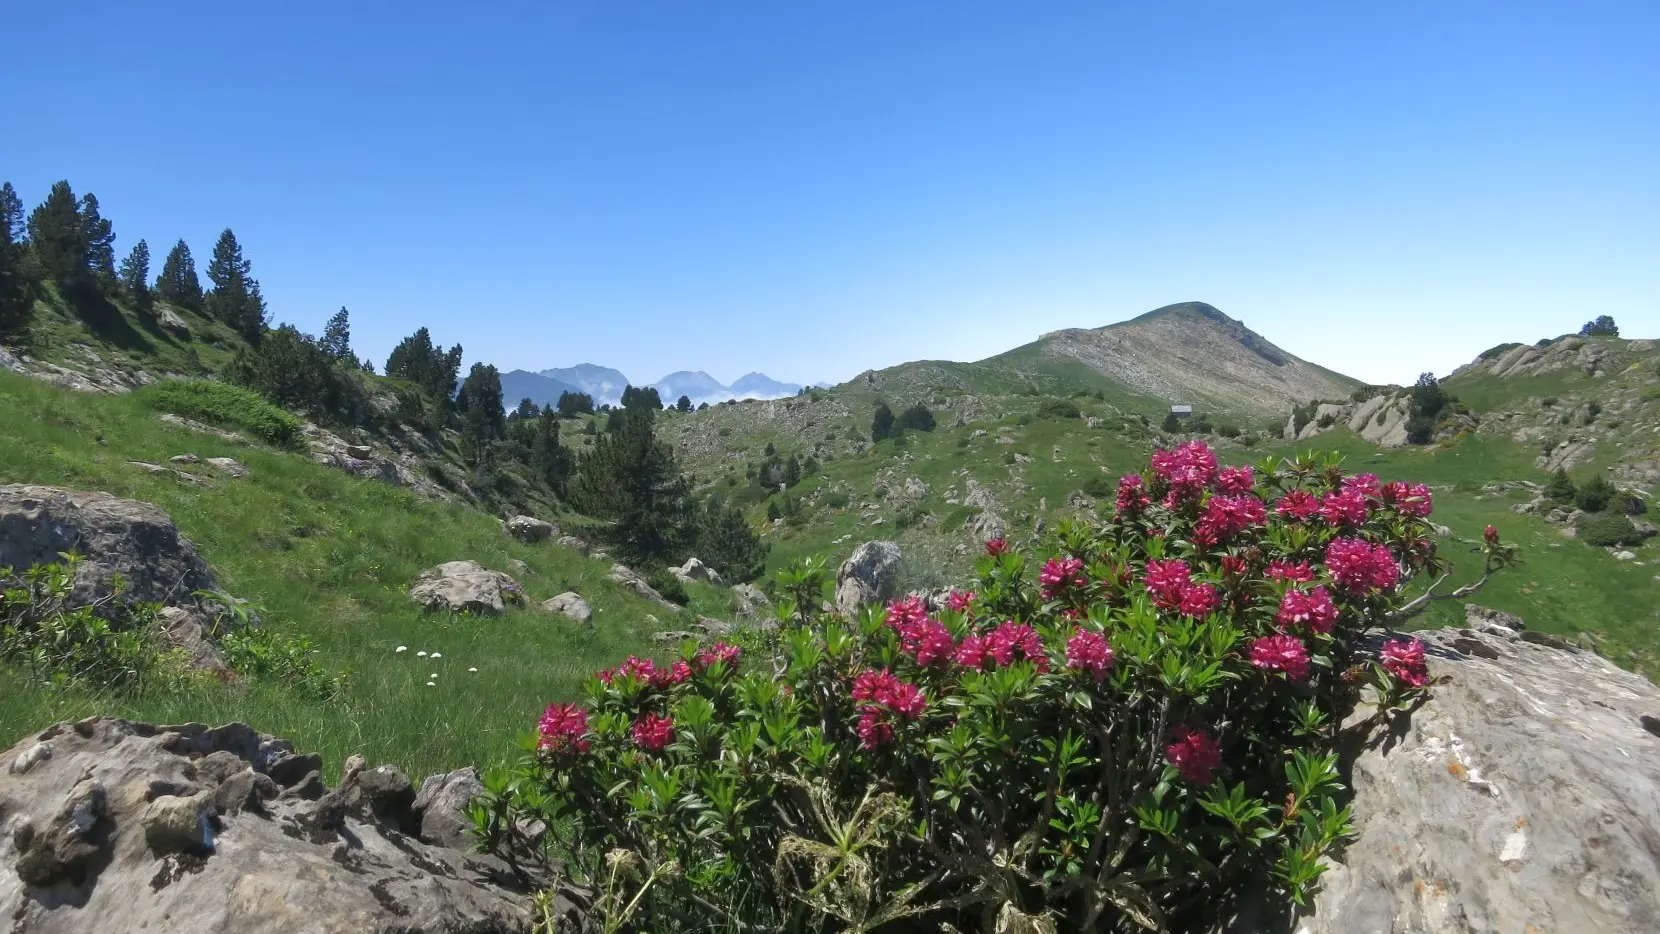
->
0;484;218;609
304;427;450;501
1536;436;1599;473
0;717;579;933
1296;622;1660;934
156;606;230;674
673;557;722;586
555;535;591;556
411;767;485;850
731;582;772;619
541;591;593;625
607;564;680;610
205;457;249;478
408;561;525;616
835;541;902;618
505;515;556;543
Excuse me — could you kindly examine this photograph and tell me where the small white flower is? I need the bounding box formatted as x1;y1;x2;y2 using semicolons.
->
417;650;428;657
395;645;408;653
431;652;442;659
429;673;438;679
468;667;478;673
426;681;436;687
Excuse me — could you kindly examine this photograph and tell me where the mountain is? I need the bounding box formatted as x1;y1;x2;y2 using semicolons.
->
499;369;584;409
989;302;1360;416
539;364;632;407
653;371;728;404
730;372;804;399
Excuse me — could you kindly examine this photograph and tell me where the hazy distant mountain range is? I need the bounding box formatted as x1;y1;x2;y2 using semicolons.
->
498;365;804;409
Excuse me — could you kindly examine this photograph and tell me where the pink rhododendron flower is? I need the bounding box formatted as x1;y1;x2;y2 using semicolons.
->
984;538;1009;557
1318;488;1371;527
1165;726;1222;787
695;642;741;670
1177;582;1219;618
1380;637;1429;687
1276;586;1338;634
537;702;590;754
884;681;927;719
1325;538;1400;595
1275;490;1320;521
1039;557;1087;600
1250;634;1311;681
856;710;895;749
1266;559;1315;583
1199;494;1267;540
884;596;929;632
1152;441;1219;504
852;668;903;703
908;620;957;667
616;656;658;685
954;635;989;669
651;660;692;688
1219;554;1248;579
984;621;1048;670
1341;473;1382;499
631;713;675;752
1065;629;1114;681
1380;481;1434;518
1483;524;1500;545
850;668;927;749
1217;464;1256;494
945;590;976;613
1144;559;1193;611
1116;474;1152;517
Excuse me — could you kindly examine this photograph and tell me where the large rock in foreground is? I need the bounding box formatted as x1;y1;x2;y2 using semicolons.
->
835;540;902;618
0;718;578;933
1298;623;1660;934
0;484;218;607
408;561;524;616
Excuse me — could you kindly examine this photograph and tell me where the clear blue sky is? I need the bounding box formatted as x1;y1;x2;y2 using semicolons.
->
6;1;1656;387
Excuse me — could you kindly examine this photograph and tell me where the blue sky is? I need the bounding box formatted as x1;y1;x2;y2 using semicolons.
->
5;1;1655;387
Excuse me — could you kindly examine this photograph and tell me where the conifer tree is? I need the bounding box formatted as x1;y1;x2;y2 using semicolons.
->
118;240;151;308
676;394;693;413
871;402;896;443
26;181;86;283
693;494;768;583
319;307;353;361
156;239;204;310
384;327;463;408
531;409;575;491
571;401;692;565
205;228;267;342
556;390;594;417
783;454;802;488
78;193;115;285
0;182;31;335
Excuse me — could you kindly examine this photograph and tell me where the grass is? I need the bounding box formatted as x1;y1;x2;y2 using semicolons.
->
0;369;721;780
133;379;304;446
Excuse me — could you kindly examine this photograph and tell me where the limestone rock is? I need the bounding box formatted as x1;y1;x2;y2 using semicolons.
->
673;557;722;586
0;718;571;933
835;541;902;618
412;767;484;849
541;591;593;625
1537;437;1598;473
408;561;524;616
0;485;218;609
505;515;556;543
731;582;772;618
156;606;230;673
155;308;191;334
1463;603;1527;635
169;453;200;464
205;457;250;478
1296;625;1660;934
607;564;679;610
555;535;591;555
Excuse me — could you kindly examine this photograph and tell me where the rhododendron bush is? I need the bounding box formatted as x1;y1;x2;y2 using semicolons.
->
474;445;1515;933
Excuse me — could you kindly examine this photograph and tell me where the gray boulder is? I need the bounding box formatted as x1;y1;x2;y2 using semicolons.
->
731;582;772;618
505;515;556;544
205;457;250;478
608;564;680;610
541;591;593;626
1295;624;1660;934
0;485;218;609
555;535;591;556
411;766;485;849
834;541;902;618
673;557;722;586
408;561;524;616
0;717;582;933
156;607;230;673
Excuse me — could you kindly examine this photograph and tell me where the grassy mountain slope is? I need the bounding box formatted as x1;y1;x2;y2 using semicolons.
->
0;369;735;779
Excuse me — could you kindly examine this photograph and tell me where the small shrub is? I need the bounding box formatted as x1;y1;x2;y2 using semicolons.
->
955;436;970;449
136;379;303;447
892;505;931;531
1577;514;1651;548
823;491;850;509
1544;468;1576;503
1586;401;1602;420
1002;452;1017;465
1404;414;1435;445
939;504;982;532
483;442;1512;933
1618;494;1647;516
1;558;168;690
1540;396;1558;407
1080;473;1116;498
1217;423;1242;438
645;569;690;606
219;627;347;701
1016;413;1033;426
1035;398;1081;420
1574;475;1617;513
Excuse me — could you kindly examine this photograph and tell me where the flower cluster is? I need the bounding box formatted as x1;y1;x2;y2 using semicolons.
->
1195;493;1267;545
1142;559;1218;618
1380;637;1429;687
1151;440;1219;504
945;590;976;613
1276;586;1338;634
1115;474;1152;517
1381;480;1434;518
1318;488;1370;527
1275;489;1319;521
1064;629;1114;681
851;669;927;749
887;598;957;666
1250;634;1311;681
1266;559;1315;583
537;702;590;754
1216;464;1255;494
1324;538;1401;595
632;712;675;752
957;621;1049;671
1039;557;1086;600
695;641;741;671
1165;726;1223;787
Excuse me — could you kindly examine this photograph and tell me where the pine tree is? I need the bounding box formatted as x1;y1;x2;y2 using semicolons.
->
692;495;768;583
898;403;936;432
531;409;574;491
118;240;151;308
319;307;353;361
782;454;802;488
676;394;693;413
384;327;463;407
1544;468;1576;503
871;403;896;443
557;390;594;417
456;363;506;473
0;182;32;336
156;239;203;310
570;408;693;565
1579;315;1619;338
78;193;115;285
205;229;267;342
26;181;86;283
